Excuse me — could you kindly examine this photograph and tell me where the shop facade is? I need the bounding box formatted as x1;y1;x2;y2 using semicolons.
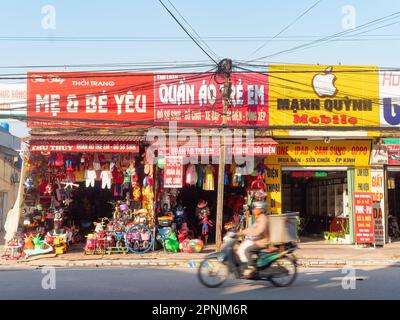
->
263;138;386;245
5;63;399;255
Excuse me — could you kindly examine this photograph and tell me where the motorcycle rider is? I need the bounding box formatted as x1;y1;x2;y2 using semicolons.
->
237;201;273;278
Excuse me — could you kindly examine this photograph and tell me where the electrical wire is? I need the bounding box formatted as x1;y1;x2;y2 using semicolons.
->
245;0;323;60
249;11;400;62
157;0;218;65
165;0;219;60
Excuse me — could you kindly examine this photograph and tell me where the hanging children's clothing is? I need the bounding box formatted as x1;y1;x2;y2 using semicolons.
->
197;165;204;188
186;164;198;186
85;169;96;188
203;165;215;191
112;167;124;197
75;165;85;182
93;154;101;171
54;154;64;167
100;170;112;189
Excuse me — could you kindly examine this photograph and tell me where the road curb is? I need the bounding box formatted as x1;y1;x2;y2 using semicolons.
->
2;258;400;269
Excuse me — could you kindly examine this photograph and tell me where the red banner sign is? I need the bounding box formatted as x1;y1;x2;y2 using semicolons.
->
386;144;400;164
27;72;154;127
164;156;183;188
158;144;277;157
29;141;139;153
154;73;268;125
27;72;269;128
354;192;375;244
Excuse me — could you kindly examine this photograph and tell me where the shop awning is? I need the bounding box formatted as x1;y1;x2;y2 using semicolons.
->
28;135;144;153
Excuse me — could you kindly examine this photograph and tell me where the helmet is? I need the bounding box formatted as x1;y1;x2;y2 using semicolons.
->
252;201;267;211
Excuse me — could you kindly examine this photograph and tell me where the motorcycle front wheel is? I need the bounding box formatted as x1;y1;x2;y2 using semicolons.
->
198;257;230;288
269;255;297;287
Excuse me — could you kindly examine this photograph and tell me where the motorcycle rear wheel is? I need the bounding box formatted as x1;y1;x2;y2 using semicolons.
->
198;257;230;288
269;256;297;287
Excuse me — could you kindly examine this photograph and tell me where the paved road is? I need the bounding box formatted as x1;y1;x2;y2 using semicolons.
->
0;266;399;300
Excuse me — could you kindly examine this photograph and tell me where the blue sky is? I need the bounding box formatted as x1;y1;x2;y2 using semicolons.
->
1;0;400;137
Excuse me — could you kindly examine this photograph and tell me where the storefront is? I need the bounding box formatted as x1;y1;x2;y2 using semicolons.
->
383;138;400;242
265;139;378;245
154;137;278;247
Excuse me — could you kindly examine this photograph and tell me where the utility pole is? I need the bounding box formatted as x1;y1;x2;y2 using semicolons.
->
216;59;232;250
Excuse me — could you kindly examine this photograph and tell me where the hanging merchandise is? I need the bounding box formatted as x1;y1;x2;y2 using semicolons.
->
157;157;165;169
132;183;142;209
72;154;80;169
203;165;215;191
169;189;179;208
44;183;53;196
185;164;198;186
250;173;267;201
100;169;112;189
232;163;246;188
144;163;154;177
142;185;154;211
54;154;64;167
197;165;204;188
224;165;229;186
123;166;132;189
85;169;96;188
75;164;85;182
112;167;124;197
147;175;154;187
160;191;171;212
230;163;238;187
50;195;60;209
38;179;48;194
130;161;138;186
93;154;101;171
65;154;73;171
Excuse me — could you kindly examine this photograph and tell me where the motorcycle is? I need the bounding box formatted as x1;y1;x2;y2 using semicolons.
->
198;231;298;288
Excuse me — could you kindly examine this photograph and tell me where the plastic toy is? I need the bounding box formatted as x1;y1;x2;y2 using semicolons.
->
164;232;179;253
1;237;23;260
23;236;53;259
199;215;213;245
188;238;204;253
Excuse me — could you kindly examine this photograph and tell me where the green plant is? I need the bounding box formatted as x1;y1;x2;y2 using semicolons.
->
322;231;330;240
296;216;305;235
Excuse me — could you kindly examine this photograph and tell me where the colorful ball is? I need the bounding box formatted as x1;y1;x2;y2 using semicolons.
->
188;238;204;253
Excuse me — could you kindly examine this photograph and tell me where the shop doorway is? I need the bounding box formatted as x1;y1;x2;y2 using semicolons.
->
387;171;400;241
281;169;349;242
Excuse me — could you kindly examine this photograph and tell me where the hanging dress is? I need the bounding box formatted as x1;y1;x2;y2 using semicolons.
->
186;164;198;186
203;165;215;191
197;165;204;188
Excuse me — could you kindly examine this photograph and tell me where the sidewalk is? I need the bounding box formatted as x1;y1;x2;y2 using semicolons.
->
2;240;400;269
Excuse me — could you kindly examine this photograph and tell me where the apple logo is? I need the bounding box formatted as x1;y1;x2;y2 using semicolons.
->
312;66;337;97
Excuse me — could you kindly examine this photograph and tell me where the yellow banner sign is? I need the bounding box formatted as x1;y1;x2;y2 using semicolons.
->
265;140;371;166
268;64;379;127
355;167;371;192
265;165;281;214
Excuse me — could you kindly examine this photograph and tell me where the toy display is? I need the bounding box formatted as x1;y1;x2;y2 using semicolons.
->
11;144;271;260
22;235;53;259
